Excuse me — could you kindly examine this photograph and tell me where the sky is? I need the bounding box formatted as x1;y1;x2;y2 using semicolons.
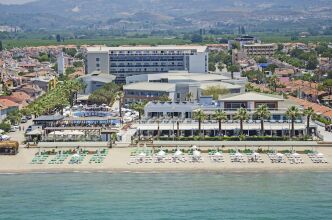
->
0;0;36;4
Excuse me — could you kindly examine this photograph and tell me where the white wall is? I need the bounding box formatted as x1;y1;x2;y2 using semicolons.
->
188;52;208;73
87;52;109;74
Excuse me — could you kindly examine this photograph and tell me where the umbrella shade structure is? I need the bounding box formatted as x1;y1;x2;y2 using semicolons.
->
26;129;43;136
1;135;11;140
157;150;166;157
317;153;324;157
138;152;146;157
214;152;222;156
235;152;243;157
292;152;300;157
193;150;201;157
191;145;198;150
174;150;182;157
72;154;80;160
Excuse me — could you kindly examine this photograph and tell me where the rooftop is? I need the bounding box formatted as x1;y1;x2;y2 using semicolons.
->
34;115;65;121
79;71;116;83
87;45;208;53
124;82;176;92
219;92;284;102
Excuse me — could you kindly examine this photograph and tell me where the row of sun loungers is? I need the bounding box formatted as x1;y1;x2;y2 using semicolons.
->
31;154;49;164
307;153;328;164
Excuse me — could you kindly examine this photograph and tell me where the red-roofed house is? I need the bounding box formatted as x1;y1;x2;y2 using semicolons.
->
0;98;19;121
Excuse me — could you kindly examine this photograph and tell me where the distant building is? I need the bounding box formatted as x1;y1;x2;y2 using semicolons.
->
243;44;277;57
123;71;245;104
87;46;209;83
79;71;116;95
30;76;58;92
57;52;65;75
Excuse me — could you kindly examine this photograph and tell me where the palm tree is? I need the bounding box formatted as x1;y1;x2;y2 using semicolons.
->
131;101;147;120
159;95;171;102
213;110;227;137
185;92;193;101
117;91;124;118
234;108;249;135
303;107;315;135
193;109;207;137
254;104;271;135
286;106;301;137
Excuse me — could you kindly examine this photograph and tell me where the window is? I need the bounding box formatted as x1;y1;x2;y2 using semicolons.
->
96;58;100;62
96;63;100;68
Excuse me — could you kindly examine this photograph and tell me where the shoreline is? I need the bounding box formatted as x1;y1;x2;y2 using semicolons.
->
1;147;332;174
1;168;332;175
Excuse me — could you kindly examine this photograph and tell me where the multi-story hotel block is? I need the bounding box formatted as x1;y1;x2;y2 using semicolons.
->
87;46;209;83
243;43;277;57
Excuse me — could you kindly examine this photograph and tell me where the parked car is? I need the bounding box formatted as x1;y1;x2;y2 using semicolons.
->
25;115;32;120
10;126;18;132
21;116;28;123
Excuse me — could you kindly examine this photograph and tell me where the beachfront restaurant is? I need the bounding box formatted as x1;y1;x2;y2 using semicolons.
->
0;141;19;155
140;92;317;137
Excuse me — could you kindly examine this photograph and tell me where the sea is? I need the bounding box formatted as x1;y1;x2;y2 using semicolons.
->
0;172;331;220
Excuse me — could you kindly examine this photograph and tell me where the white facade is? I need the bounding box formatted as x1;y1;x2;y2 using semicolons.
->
87;46;209;83
57;52;65;75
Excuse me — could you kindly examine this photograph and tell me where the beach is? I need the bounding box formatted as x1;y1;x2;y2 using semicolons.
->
1;146;332;174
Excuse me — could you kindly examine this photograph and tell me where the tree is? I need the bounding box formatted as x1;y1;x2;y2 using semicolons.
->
254;104;271;135
117;91;124;118
213;110;227;137
322;79;332;95
5;110;22;125
267;74;280;92
286;106;301;137
56;34;61;42
0;40;3;51
191;34;203;43
89;82;118;106
131;101;147;120
209;62;216;72
228;64;240;79
185;92;193;101
202;85;229;100
158;95;171;102
303;107;315;135
193;109;207;137
0;122;11;132
234;108;249;135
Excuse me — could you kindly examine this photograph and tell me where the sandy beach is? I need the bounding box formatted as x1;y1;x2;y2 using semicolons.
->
0;146;332;174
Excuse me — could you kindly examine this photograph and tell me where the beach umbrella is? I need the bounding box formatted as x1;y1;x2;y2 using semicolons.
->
157;150;166;157
317;153;324;157
276;153;283;157
292;152;300;157
193;150;201;157
214;152;222;156
174;149;182;157
191;145;198;150
235;152;242;157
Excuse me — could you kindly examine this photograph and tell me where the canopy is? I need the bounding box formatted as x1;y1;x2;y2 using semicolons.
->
138;152;146;157
193;150;201;157
235;152;242;157
157;150;166;157
276;153;284;157
26;129;43;136
174;150;182;157
214;152;222;156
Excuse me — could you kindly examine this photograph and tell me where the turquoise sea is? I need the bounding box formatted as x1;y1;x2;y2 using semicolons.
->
0;172;332;220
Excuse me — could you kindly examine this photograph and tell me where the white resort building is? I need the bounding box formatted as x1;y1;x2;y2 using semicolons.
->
135;92;316;138
87;46;209;83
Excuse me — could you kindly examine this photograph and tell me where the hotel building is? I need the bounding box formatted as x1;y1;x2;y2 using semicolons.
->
87;46;209;83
